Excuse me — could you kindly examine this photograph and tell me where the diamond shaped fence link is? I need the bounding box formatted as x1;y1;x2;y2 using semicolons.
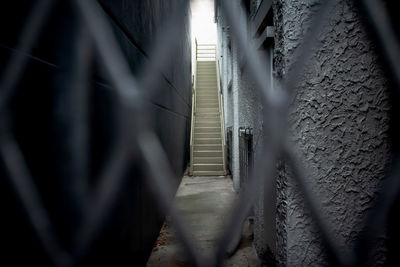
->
0;0;399;266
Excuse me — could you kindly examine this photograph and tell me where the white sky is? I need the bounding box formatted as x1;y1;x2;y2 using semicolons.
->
190;0;217;44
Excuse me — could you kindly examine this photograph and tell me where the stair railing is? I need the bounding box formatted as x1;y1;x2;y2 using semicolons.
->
216;47;227;174
189;39;197;175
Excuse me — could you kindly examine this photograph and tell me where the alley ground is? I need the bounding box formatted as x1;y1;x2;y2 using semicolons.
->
147;176;263;267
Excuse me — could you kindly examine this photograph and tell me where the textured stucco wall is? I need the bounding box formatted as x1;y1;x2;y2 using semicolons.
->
216;0;274;262
0;1;191;266
274;0;391;265
217;0;392;265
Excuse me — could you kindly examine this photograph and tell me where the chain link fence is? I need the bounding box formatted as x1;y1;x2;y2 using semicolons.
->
0;0;399;266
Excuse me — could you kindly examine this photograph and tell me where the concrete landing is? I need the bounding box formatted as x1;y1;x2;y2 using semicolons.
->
146;176;263;267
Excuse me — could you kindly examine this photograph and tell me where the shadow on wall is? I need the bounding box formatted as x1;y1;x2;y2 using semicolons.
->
0;0;191;266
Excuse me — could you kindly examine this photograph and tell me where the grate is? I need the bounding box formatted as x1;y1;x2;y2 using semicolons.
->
226;126;233;174
239;127;253;189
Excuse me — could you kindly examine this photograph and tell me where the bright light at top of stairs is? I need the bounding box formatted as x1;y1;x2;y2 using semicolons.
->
190;0;217;44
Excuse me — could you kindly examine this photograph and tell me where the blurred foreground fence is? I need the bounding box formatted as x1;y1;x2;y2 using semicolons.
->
0;0;400;266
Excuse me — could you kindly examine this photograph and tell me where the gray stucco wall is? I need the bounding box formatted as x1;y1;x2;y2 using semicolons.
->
217;0;392;265
216;0;274;262
274;0;391;265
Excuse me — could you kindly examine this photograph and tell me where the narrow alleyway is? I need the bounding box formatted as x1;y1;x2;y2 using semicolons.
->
146;176;262;266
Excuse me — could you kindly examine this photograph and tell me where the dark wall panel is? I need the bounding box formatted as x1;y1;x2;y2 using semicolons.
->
0;0;191;266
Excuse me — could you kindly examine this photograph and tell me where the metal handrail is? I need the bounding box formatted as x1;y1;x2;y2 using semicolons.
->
189;38;198;175
216;49;227;174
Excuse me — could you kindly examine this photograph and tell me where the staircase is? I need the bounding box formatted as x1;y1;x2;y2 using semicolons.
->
190;43;226;176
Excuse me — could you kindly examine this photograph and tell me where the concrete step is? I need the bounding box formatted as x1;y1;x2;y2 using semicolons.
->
197;92;218;95
196;105;218;108
195;127;220;133
193;164;224;172
193;156;223;164
195;118;219;123
194;144;222;151
195;113;219;118
197;81;217;83
195;118;220;124
196;102;218;108
195;122;220;126
197;93;217;96
197;93;218;97
197;98;218;102
196;96;218;99
197;90;217;92
195;115;219;119
193;150;222;157
196;100;218;103
196;98;218;103
195;105;218;109
196;106;219;110
197;85;217;87
196;109;219;113
197;93;218;96
197;90;217;93
194;138;222;145
192;170;225;176
196;99;218;103
196;111;219;116
196;108;219;113
196;104;218;109
197;94;218;98
197;92;217;95
196;102;218;106
195;132;220;139
195;122;220;127
196;101;218;104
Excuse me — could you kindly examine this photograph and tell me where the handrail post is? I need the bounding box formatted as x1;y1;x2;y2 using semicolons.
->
189;39;198;175
216;45;227;174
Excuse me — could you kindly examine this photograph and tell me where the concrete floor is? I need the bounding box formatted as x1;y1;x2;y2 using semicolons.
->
146;176;263;267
